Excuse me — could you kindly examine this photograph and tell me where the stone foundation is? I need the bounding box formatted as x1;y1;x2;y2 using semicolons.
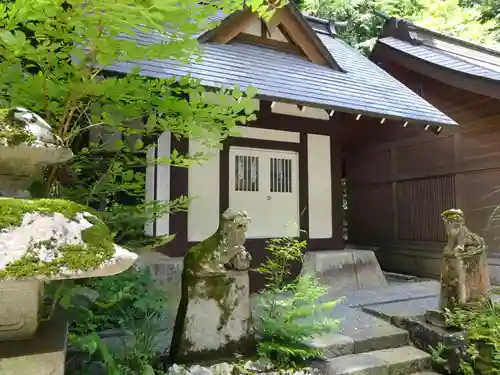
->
302;249;387;296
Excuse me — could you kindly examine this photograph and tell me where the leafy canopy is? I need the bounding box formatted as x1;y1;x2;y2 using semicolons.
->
0;0;277;248
300;0;498;52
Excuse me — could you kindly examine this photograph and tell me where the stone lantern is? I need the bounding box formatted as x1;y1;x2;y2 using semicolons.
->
0;108;138;374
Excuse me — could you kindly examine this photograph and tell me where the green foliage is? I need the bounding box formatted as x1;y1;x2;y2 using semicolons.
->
429;343;455;374
0;0;273;249
255;237;340;367
443;297;500;375
46;265;168;374
0;107;36;145
300;0;498;53
478;0;500;40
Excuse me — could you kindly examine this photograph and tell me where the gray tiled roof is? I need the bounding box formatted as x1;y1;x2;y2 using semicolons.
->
106;18;456;126
378;24;500;81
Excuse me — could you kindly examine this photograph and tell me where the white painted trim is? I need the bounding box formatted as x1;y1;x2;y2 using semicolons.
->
145;131;171;237
233;126;300;143
307;134;333;239
187;140;220;242
156;131;171;236
145;146;155;237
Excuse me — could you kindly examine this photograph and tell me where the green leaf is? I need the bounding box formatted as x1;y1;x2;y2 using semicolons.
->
142;364;156;375
0;31;16;45
134;138;144;150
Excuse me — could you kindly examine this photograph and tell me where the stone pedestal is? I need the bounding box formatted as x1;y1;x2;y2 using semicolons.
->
439;252;490;309
0;319;67;375
426;251;491;328
170;271;252;363
0;281;43;340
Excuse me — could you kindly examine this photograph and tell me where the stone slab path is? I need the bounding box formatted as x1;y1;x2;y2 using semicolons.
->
255;279;500;375
303;280;445;375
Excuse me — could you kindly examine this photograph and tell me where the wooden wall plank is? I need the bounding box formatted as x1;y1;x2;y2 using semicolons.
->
343;61;500;278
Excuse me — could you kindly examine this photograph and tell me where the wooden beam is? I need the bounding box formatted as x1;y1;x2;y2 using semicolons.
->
234;33;304;55
210;9;258;44
277;8;330;66
265;7;285;34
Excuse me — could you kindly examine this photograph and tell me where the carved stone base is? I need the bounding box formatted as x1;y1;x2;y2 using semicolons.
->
0;319;67;375
169;271;253;363
0;280;43;340
439;252;490;310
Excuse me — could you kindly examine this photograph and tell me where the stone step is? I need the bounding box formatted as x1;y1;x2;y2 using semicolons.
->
308;324;408;358
315;345;432;375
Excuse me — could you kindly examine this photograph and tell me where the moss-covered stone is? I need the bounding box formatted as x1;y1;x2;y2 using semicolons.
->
0;198;115;279
169;272;252;363
183;232;223;276
186;274;234;330
0;108;35;146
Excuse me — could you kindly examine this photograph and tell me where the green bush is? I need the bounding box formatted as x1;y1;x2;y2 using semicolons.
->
46;265;168;375
444;297;500;375
254;237;340;367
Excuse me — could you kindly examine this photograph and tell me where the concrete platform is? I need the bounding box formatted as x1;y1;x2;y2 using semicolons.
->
303;249;388;296
307;305;409;358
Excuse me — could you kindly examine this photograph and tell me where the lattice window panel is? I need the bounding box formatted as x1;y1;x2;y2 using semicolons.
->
270;157;292;193
234;155;259;191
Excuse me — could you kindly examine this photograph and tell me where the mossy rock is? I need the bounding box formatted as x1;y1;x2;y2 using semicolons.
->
0;108;36;146
0;198;116;279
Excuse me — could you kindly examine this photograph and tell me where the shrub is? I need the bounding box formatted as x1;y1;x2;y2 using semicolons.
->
46;265;168;375
254;237;340;367
444;296;500;375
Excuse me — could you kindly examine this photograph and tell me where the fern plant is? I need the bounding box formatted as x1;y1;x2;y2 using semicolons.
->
443;297;500;375
255;237;340;367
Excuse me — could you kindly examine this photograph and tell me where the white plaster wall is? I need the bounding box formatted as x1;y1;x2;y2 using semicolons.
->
145;146;155;236
271;102;330;121
187;140;220;242
145;131;171;236
233;126;299;143
156;132;171;235
307;134;333;238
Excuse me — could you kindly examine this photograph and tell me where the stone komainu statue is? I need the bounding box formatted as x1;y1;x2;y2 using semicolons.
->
170;209;253;361
441;209;486;258
183;208;252;277
438;208;490;309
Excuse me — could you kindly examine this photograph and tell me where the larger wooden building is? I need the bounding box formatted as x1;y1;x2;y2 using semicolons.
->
352;16;500;281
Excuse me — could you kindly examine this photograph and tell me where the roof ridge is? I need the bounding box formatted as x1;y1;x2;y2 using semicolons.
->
301;12;338;36
377;12;500;58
